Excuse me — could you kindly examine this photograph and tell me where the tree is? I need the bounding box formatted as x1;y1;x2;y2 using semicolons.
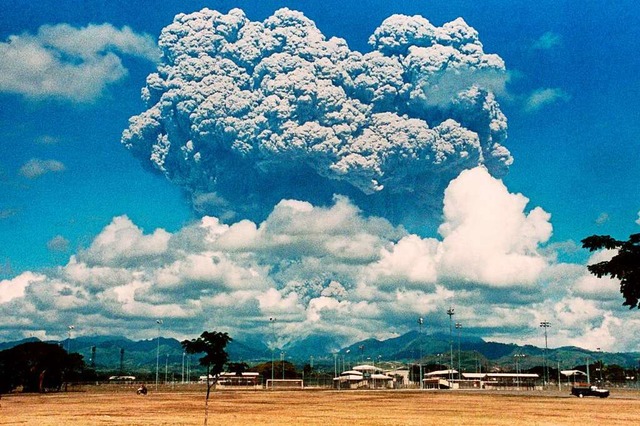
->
0;342;88;394
181;331;231;426
226;362;248;375
582;233;640;309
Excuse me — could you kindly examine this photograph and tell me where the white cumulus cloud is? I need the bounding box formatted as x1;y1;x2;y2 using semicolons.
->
0;173;636;350
80;215;171;267
0;23;158;102
437;167;552;286
47;235;70;252
19;158;65;179
525;87;570;112
0;272;46;303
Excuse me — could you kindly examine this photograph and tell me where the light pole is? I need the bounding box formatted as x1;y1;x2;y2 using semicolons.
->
165;354;169;384
418;317;424;390
155;319;163;390
540;321;550;387
597;348;603;383
182;352;185;384
359;345;365;364
67;325;75;353
514;353;526;390
437;352;444;385
90;346;96;369
281;351;285;380
269;317;276;389
447;307;455;384
455;322;462;378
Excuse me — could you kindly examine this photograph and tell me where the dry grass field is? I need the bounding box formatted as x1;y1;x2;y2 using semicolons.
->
2;386;640;425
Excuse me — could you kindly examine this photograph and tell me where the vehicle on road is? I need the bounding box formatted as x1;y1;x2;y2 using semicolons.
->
571;385;609;398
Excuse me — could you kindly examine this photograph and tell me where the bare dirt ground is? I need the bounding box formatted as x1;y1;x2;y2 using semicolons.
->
2;386;640;425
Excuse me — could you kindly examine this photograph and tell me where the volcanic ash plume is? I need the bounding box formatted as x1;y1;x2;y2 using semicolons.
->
122;8;512;227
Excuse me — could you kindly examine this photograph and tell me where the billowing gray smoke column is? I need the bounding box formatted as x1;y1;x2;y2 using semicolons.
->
122;8;512;228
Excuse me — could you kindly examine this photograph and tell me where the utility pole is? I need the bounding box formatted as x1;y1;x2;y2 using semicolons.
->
155;319;163;390
67;325;75;353
597;348;603;383
455;322;462;378
269;317;276;389
90;346;96;369
418;317;424;390
447;307;455;385
539;321;550;387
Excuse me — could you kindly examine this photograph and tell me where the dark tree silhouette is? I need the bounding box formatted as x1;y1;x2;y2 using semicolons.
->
0;342;87;393
181;331;231;426
582;233;640;309
226;362;248;375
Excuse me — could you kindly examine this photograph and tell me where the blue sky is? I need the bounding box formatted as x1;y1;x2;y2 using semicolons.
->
0;0;638;352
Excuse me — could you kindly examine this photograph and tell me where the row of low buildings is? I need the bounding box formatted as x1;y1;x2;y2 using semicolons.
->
333;365;541;390
193;365;592;390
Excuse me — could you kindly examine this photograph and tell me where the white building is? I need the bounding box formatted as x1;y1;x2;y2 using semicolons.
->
333;364;393;389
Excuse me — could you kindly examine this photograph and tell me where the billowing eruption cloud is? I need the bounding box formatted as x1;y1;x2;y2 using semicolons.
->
122;8;512;227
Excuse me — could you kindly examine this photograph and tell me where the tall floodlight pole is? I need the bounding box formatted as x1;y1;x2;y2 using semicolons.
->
67;325;75;353
514;354;526;390
516;354;520;389
165;354;169;384
156;319;163;390
182;352;185;384
90;346;96;369
597;348;603;383
281;351;285;380
447;307;455;384
269;317;276;389
540;321;550;387
455;322;462;378
418;317;424;390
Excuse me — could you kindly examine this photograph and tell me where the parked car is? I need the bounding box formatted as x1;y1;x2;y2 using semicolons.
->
571;385;610;398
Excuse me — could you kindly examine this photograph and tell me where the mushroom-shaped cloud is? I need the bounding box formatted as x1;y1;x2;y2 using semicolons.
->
122;8;512;228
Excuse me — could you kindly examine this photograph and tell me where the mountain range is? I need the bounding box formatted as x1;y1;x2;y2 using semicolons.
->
2;332;638;376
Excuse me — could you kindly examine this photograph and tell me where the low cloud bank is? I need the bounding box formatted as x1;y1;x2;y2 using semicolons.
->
1;167;633;351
